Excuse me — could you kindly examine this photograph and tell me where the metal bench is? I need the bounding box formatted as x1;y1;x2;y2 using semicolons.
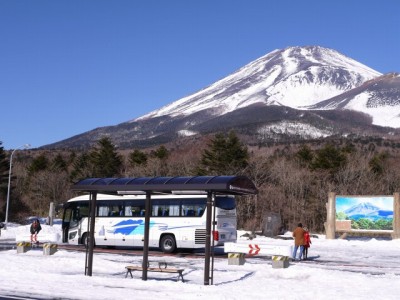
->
125;265;185;282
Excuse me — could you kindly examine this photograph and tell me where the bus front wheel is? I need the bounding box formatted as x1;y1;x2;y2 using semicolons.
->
160;235;176;253
81;233;95;247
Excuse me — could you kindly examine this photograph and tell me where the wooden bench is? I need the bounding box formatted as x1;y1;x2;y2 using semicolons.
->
125;265;185;282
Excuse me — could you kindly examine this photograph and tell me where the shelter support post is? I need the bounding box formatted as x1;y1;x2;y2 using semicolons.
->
211;196;216;285
142;192;151;281
85;192;97;276
392;192;400;239
48;202;54;226
204;191;213;285
325;192;336;239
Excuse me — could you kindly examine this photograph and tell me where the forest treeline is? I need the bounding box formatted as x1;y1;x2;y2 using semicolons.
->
1;131;400;233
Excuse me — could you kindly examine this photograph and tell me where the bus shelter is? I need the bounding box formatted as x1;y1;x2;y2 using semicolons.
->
71;175;258;285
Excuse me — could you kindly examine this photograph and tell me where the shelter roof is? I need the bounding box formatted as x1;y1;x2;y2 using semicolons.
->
71;175;258;195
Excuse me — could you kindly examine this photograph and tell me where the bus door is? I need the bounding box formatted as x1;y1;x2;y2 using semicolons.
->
62;206;72;243
64;201;89;245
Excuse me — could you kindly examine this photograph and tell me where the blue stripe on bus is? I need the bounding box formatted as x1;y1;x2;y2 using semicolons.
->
110;219;203;235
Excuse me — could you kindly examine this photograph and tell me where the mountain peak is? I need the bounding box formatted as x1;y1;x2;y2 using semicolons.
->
344;202;381;215
135;45;381;122
343;202;393;221
43;46;399;150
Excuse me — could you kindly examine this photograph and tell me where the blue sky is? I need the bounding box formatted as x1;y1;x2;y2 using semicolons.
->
1;1;399;150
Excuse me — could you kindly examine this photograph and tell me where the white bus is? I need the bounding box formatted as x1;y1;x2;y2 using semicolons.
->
61;193;237;253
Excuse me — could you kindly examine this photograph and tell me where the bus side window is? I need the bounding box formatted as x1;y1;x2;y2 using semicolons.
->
155;206;169;217
98;206;109;217
109;207;118;216
153;205;160;217
130;206;141;217
169;205;179;216
125;206;133;216
107;205;123;217
197;207;204;216
186;209;195;216
118;206;123;216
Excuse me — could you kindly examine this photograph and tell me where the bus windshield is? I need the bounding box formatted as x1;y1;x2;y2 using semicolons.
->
215;196;236;210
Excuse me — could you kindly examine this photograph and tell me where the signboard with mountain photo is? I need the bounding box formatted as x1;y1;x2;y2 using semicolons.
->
336;196;394;230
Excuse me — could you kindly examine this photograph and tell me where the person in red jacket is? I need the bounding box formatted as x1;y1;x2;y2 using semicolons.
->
303;226;312;260
292;223;305;260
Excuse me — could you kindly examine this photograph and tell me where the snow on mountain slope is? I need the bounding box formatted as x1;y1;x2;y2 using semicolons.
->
346;92;400;128
308;73;400;128
135;46;381;121
257;121;334;141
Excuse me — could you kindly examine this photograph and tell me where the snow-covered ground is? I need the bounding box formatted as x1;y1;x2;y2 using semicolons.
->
1;223;400;300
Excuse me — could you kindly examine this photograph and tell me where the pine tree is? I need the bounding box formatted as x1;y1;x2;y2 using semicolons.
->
296;145;314;167
0;142;9;207
198;131;249;175
311;144;346;172
151;145;169;160
70;152;92;181
90;137;122;177
129;149;148;167
50;154;68;173
0;142;8;178
27;154;48;176
369;152;388;175
151;145;170;176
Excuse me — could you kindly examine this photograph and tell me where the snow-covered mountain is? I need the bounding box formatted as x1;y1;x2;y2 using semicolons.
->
344;202;381;216
344;202;393;221
307;72;400;128
44;46;400;150
135;46;382;121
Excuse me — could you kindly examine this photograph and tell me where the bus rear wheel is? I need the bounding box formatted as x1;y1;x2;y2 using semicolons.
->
160;234;176;253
